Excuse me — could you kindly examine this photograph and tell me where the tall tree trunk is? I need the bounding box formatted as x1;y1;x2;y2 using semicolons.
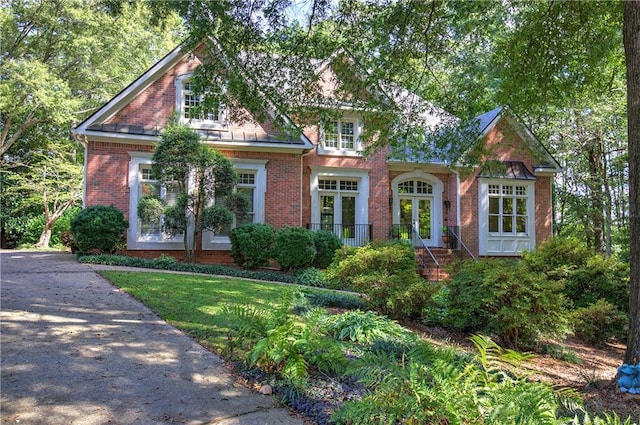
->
623;0;640;365
36;223;52;248
586;142;606;253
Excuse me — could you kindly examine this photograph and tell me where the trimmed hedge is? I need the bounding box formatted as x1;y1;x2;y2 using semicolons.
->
273;226;316;272
70;205;128;254
230;223;275;269
78;254;298;284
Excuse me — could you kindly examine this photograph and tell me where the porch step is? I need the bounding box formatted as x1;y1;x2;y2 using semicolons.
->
415;248;457;281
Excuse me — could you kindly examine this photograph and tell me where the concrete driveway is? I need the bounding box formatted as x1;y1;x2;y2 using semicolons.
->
0;251;303;425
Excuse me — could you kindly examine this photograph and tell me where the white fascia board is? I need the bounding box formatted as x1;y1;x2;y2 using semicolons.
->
75;131;159;145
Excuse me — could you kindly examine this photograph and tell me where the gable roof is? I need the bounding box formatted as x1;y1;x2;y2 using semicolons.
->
389;105;561;174
72;40;314;150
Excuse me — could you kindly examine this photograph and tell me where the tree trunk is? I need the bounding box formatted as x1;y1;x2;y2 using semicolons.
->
36;222;52;248
623;0;640;365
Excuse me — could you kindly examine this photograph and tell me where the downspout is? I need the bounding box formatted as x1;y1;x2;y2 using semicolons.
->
75;135;88;208
300;145;315;226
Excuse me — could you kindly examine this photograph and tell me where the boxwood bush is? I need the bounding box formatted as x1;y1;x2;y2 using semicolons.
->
273;226;316;272
311;229;342;269
230;223;275;269
572;299;627;346
70;205;128;254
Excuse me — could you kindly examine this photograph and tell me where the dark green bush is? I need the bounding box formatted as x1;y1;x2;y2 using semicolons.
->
311;229;342;268
273;226;316;272
70;205;128;254
445;259;570;348
230;223;275;269
78;254;298;283
325;241;437;319
572;299;627;346
523;236;630;313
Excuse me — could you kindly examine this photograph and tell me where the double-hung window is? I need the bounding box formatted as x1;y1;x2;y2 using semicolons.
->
320;117;361;155
176;74;226;128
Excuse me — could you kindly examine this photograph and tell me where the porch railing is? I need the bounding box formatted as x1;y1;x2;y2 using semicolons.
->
412;223;440;278
447;226;477;260
306;223;372;246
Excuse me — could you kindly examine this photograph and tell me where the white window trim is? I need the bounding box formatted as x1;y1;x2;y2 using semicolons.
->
318;115;363;156
202;159;267;250
175;73;227;130
478;178;536;256
310;167;369;233
128;153;184;250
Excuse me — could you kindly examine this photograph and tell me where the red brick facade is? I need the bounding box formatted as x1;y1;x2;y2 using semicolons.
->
76;46;559;264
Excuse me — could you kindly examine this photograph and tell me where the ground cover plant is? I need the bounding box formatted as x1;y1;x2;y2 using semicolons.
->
98;270;635;425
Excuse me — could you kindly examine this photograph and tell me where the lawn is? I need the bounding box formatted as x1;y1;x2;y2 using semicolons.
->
98;270;314;352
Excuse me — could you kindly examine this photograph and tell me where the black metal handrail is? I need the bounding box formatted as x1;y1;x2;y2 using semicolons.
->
447;225;477;260
306;223;372;247
411;223;440;278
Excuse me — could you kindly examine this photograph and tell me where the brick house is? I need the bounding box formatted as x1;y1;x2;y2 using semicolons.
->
72;41;561;266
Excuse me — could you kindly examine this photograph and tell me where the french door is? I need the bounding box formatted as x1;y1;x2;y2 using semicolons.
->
399;196;434;246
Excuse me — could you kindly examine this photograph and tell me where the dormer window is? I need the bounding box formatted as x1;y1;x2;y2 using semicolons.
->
319;116;362;156
176;74;226;129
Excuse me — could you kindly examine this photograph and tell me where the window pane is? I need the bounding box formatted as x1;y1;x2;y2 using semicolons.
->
340;180;358;191
489;215;499;232
503;216;513;233
503;198;513;215
320;195;334;231
342;196;356;238
416;181;433;194
489;197;499;214
502;185;513;195
516;216;527;233
319;179;337;190
516;198;527;215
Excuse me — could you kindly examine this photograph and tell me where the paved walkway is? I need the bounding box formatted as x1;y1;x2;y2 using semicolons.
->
0;251;303;425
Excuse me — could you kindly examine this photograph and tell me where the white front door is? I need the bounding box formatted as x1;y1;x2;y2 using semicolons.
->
400;196;434;246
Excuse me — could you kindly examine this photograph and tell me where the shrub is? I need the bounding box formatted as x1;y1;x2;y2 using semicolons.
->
445;259;570;348
18;206;81;247
523;236;630;313
325;241;437;319
572;299;628;346
295;267;328;287
230;223;275;269
326;310;412;344
311;230;342;269
273;226;316;272
70;205;128;254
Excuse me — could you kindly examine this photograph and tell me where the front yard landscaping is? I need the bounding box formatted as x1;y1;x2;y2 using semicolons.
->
98;269;638;424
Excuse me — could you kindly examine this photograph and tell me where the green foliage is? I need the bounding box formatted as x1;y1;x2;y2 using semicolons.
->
136;195;163;223
78;254;298;284
224;293;347;387
273;227;316;272
18;206;80;247
229;223;275;270
70;205;128;254
445;259;570;348
294;267;328;287
311;229;342;269
201;205;234;234
572;300;628;347
326;241;438;319
326;310;412;344
524;237;630;312
299;289;367;310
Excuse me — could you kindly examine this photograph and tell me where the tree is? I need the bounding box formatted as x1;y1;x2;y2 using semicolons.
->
142;121;247;262
623;0;639;365
0;0;183;247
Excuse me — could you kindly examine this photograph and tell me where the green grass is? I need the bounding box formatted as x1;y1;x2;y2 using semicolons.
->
98;270;314;352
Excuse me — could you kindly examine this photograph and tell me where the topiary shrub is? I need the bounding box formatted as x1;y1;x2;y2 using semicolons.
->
572;299;628;346
273;226;316;272
311;229;342;269
444;258;570;349
230;223;276;270
70;205;128;254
